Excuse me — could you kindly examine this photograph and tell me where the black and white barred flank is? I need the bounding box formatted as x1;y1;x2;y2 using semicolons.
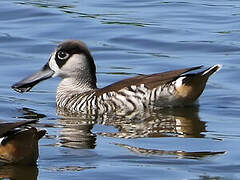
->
56;82;177;114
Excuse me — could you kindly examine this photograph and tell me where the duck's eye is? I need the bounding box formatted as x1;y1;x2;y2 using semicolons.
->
57;51;69;60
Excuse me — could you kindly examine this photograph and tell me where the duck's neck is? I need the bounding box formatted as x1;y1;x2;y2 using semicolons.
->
56;77;97;109
57;77;97;95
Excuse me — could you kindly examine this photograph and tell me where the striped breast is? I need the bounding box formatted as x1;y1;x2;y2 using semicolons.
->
56;91;97;113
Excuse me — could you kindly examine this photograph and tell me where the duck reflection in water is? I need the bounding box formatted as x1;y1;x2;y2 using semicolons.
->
18;106;225;159
18;105;205;149
0;165;38;180
18;107;97;149
114;143;225;159
56;105;205;142
95;106;205;139
57;116;97;149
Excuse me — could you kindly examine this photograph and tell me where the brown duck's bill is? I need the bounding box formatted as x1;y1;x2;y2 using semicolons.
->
11;63;54;93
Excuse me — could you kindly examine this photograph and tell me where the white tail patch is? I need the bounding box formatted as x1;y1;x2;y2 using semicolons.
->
175;76;186;88
0;137;4;144
201;64;222;76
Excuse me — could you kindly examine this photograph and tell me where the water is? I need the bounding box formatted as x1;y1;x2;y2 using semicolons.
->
0;0;240;179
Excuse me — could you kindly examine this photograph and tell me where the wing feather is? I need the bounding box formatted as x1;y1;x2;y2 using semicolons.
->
96;66;203;96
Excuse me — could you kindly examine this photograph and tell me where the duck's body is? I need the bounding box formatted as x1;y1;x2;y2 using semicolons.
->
0;120;46;165
56;65;221;113
12;40;222;114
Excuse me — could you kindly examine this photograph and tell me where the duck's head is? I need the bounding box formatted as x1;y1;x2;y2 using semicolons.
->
12;40;97;93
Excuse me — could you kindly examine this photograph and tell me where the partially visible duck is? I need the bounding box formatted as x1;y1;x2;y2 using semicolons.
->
0;120;46;165
12;40;222;113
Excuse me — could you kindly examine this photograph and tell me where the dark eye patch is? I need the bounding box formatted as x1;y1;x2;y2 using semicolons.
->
55;50;70;68
58;51;69;60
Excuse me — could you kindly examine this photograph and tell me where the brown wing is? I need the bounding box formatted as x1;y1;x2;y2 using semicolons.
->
0;120;37;138
96;66;203;96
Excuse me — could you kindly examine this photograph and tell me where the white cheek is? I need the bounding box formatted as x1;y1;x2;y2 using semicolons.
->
48;53;60;77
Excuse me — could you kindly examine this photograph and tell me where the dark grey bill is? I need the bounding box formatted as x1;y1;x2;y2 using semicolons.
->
12;63;54;93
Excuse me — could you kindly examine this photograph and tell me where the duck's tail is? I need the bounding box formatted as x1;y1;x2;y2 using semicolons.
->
200;64;222;78
174;64;222;105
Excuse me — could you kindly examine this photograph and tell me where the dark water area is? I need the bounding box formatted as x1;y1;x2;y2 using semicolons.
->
0;0;240;179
